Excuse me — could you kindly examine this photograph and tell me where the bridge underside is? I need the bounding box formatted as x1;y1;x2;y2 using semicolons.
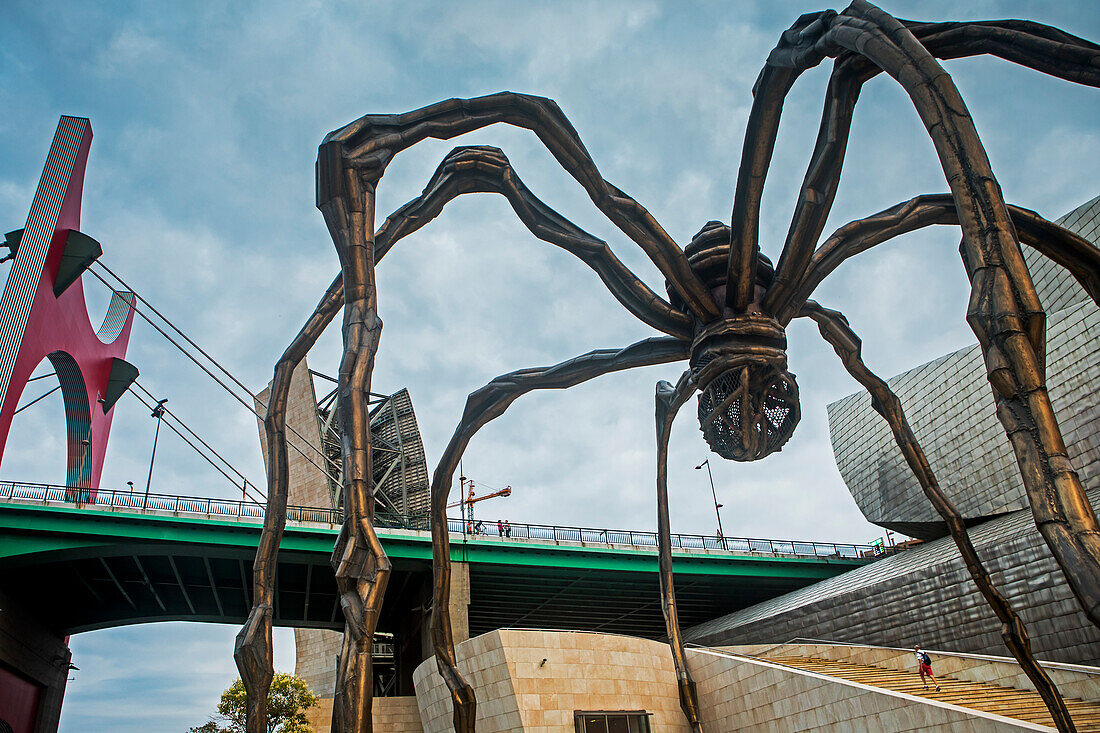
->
466;563;818;639
0;502;869;640
0;549;838;640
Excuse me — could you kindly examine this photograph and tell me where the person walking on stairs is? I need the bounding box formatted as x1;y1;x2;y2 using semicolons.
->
915;645;940;691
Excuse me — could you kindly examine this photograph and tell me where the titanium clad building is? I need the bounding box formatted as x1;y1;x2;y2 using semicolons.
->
686;197;1100;664
826;195;1100;540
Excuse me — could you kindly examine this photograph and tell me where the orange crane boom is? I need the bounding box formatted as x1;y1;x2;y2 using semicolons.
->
447;484;511;509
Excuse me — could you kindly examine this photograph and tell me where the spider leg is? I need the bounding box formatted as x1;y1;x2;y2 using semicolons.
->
315;144;392;733
428;337;689;733
655;372;703;732
315;103;715;729
726;61;805;310
320;93;719;321
746;10;1100;317
746;3;1100;632
803;300;1078;732
235;275;343;733
294;146;695;341
372;146;692;338
783;193;1100;324
902;19;1100;84
759;63;861;315
239;136;699;730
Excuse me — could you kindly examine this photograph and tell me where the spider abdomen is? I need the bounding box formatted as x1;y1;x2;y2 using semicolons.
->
666;220;775;312
676;221;799;461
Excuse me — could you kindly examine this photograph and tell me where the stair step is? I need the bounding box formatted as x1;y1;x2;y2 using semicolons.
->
759;654;1100;731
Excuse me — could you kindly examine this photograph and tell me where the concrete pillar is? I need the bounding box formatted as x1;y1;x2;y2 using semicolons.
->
0;589;70;733
420;562;471;662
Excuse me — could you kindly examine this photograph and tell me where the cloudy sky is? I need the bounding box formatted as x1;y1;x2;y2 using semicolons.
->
2;0;1099;730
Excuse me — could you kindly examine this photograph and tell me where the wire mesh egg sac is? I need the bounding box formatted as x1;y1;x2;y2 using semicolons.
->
696;363;800;461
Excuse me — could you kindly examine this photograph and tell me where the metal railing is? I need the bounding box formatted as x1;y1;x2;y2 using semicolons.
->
442;519;891;559
0;479;894;560
0;480;342;524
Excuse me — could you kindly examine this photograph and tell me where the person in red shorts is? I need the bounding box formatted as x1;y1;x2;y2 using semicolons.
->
915;645;940;691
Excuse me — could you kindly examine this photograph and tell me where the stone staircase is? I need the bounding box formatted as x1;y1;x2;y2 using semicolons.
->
766;654;1100;731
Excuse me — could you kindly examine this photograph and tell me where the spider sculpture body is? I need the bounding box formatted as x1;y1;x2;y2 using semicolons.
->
235;3;1100;732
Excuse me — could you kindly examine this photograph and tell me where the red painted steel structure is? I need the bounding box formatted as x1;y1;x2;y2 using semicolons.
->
0;117;137;494
0;665;41;733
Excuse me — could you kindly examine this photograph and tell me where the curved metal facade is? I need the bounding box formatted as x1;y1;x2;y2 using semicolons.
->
827;196;1100;540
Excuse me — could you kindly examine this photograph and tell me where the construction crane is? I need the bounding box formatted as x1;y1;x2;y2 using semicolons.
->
448;477;511;533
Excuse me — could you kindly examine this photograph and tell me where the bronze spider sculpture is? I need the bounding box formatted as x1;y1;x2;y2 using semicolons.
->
235;3;1100;732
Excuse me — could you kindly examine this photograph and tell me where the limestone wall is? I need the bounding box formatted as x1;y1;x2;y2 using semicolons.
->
306;695;423;732
411;629;1064;731
413;630;690;732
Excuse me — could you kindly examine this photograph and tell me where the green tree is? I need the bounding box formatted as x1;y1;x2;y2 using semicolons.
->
188;672;320;733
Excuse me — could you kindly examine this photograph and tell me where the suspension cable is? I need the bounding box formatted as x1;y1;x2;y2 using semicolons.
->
13;385;61;415
132;379;265;502
90;260;338;470
95;260;265;404
127;388;266;506
85;264;339;482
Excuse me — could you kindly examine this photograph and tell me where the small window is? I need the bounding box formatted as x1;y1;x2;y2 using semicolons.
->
574;711;652;733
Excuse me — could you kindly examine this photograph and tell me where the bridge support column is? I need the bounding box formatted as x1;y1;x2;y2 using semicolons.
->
0;589;70;733
421;561;470;662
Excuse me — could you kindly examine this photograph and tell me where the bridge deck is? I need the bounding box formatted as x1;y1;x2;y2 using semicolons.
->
0;487;882;638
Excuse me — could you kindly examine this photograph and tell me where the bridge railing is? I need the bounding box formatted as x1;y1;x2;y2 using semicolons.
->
0;480;894;560
0;480;343;524
442;518;888;559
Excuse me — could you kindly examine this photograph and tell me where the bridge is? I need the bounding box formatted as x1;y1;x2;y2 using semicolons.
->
0;481;880;639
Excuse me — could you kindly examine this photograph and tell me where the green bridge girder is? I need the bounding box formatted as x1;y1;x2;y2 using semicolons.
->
0;501;871;639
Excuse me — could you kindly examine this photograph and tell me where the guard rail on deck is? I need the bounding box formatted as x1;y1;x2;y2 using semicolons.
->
0;480;894;560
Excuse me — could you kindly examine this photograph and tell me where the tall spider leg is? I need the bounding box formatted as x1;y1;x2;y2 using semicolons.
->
235;275;344;733
314;139;395;733
428;338;689;732
654;372;702;731
749;0;1100;637
725;57;806;310
785;194;1100;324
315;94;710;730
803;300;1078;733
374;146;692;339
728;10;1100;317
238;135;692;731
321;92;718;321
763;15;1100;314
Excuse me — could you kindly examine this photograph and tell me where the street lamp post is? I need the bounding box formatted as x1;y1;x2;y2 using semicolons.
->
695;459;725;548
76;436;90;503
144;399;167;510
